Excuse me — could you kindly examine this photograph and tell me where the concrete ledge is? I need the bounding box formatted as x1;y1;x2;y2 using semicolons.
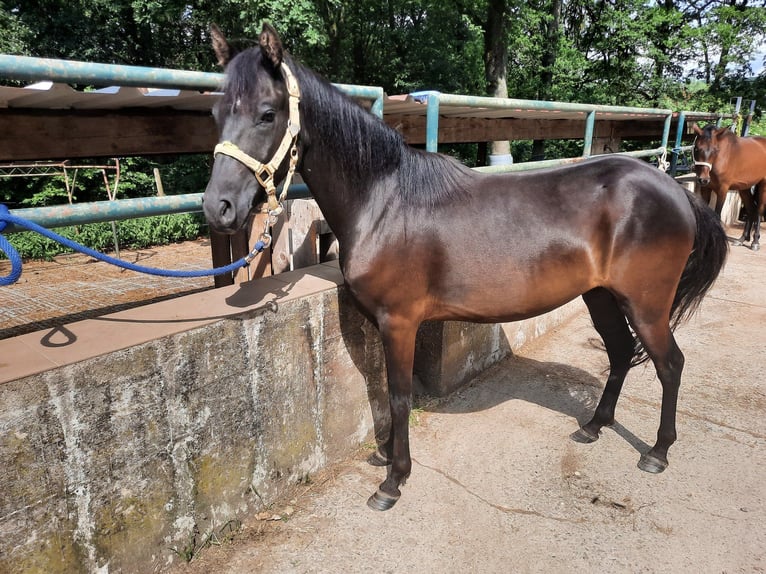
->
0;262;585;572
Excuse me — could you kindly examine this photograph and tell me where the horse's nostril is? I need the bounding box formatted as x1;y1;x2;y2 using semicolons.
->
215;199;237;228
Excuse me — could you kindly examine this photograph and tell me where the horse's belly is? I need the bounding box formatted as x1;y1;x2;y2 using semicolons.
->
429;265;595;323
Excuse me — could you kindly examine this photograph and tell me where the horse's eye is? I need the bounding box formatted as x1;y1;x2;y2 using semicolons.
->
260;111;276;123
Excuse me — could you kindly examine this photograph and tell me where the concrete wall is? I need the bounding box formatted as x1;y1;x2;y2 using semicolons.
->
0;264;584;573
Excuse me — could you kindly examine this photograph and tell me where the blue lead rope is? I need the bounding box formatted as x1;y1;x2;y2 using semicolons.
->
0;204;264;286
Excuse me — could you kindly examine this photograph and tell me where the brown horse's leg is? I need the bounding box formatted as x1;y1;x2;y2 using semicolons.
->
571;288;634;443
713;188;726;217
367;316;419;511
630;318;684;474
736;188;757;246
750;182;765;251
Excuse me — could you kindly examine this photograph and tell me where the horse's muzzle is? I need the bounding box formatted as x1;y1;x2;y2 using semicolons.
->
202;195;242;234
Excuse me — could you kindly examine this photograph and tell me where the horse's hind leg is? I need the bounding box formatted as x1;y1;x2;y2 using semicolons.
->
750;182;765;251
736;188;757;247
571;288;635;443
629;314;685;473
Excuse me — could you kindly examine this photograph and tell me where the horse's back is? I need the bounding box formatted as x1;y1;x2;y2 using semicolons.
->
400;155;698;323
486;155;695;235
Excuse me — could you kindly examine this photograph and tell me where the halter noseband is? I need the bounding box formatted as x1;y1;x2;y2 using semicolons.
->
691;137;713;172
213;61;301;216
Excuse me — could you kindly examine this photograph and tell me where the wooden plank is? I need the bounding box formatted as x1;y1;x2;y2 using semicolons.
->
270;202;292;274
209;230;234;288
289;199;322;269
0;109;217;160
246;212;273;281
1;109;692;160
228;213;272;283
384;115;675;144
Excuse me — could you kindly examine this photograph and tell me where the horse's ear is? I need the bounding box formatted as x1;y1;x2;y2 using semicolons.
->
691;123;703;136
716;125;733;137
211;24;233;67
259;22;284;68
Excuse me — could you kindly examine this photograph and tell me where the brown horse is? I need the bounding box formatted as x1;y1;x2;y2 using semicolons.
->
203;24;728;511
692;123;766;251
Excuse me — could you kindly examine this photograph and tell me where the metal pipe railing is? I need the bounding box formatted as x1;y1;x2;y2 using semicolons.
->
0;55;385;118
2;186;313;234
0;54;223;90
411;90;674;155
474;147;667;174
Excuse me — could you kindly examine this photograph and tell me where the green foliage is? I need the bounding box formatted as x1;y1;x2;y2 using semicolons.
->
4;214;205;260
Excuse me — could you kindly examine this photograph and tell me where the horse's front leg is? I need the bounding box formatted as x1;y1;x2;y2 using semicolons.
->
367;315;419;511
713;187;727;218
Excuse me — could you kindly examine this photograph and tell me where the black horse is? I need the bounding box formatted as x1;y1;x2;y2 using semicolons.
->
203;24;728;511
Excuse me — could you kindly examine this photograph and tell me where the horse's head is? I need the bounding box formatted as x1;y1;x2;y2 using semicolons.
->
203;23;300;234
691;123;730;187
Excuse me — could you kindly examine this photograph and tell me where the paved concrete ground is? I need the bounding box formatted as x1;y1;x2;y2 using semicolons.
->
176;231;765;574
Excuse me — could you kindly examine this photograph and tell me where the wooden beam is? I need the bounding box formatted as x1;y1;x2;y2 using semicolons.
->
0;108;695;161
384;115;681;145
0;109;217;161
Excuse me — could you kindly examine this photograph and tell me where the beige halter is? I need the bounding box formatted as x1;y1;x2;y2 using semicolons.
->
213;61;301;216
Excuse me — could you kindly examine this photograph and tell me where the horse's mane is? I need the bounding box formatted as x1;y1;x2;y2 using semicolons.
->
290;57;475;206
226;49;473;207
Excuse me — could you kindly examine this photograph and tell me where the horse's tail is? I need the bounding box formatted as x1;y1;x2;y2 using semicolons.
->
632;189;728;366
671;190;729;328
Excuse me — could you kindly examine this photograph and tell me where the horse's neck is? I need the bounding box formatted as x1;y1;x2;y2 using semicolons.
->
296;77;399;242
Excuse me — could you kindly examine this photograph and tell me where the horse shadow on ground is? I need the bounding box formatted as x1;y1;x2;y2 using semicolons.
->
335;285;651;458
427;355;652;456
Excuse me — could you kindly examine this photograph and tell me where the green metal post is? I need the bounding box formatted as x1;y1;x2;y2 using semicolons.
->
583;111;596;157
425;92;441;153
669;111;686;176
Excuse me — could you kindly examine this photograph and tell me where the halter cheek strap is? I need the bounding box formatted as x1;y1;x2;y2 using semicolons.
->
213;61;301;216
691;137;713;172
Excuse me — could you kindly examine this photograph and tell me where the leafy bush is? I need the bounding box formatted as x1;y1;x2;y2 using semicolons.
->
3;213;205;260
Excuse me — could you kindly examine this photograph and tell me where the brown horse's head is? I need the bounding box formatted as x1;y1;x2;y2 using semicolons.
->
203;24;298;234
691;123;731;187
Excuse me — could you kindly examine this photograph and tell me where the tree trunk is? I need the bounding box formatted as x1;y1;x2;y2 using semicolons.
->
532;0;562;161
484;0;510;159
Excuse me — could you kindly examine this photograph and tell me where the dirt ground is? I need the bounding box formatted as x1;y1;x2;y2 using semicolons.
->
0;239;214;339
170;229;765;574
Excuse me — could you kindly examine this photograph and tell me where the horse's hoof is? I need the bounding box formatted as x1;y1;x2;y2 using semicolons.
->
367;449;391;467
637;453;668;474
731;239;744;246
751;243;760;252
570;427;599;444
367;489;400;511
